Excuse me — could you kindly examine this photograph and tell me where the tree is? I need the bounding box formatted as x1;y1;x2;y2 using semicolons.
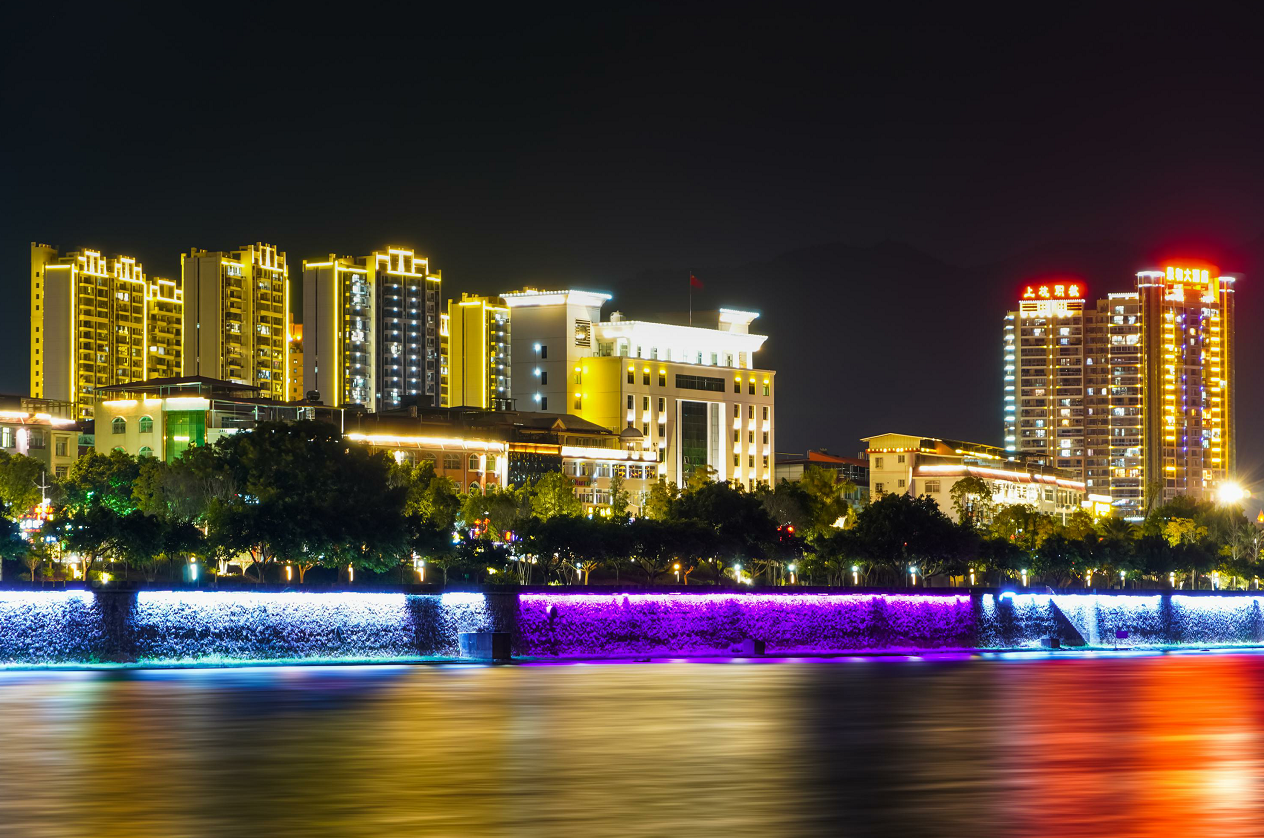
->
528;472;583;519
0;452;47;518
849;493;963;584
54;450;143;579
950;476;996;529
645;479;678;519
607;470;631;520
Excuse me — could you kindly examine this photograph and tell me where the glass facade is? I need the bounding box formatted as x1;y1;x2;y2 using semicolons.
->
163;410;206;463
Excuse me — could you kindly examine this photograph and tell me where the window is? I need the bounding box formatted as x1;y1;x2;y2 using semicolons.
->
574;395;582;410
748;405;754;420
658;372;665;387
28;431;45;450
748;455;755;468
762;381;770;396
469;454;480;470
138;446;154;459
897;479;906;489
540;345;547;359
733;453;740;467
642;396;649;410
627;395;635;410
112;417;126;434
897;454;905;464
874;457;883;468
762;431;768;444
733;404;740;418
733;429;739;443
540;371;547;385
540;397;547;410
924;480;941;494
657;397;665;413
139;415;153;434
55;466;67;479
642;423;649;436
762;455;768;469
675;374;725;392
468;483;482;496
734;378;741;394
443;453;460;470
748;430;754;443
55;438;67;457
748;381;755;395
762;406;769;421
643;371;650;385
875;482;885;493
628;367;635;384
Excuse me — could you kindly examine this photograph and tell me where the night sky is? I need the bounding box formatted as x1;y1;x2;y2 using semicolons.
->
4;5;1262;489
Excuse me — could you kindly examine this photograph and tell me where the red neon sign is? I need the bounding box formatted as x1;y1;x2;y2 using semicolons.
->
1021;282;1085;301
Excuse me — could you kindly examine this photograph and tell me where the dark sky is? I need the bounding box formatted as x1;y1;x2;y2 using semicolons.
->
4;4;1263;490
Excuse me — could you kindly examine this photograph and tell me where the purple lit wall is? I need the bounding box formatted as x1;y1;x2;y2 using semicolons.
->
516;593;975;657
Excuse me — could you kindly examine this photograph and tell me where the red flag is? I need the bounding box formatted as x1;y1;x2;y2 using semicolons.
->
689;274;703;290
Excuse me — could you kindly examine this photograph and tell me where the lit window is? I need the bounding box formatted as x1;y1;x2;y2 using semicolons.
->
139;416;153;434
112;417;126;435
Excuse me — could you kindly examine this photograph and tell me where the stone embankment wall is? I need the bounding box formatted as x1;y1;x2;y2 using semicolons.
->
2;589;1263;665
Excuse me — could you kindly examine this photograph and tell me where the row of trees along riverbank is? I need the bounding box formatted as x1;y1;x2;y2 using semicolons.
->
0;421;1259;589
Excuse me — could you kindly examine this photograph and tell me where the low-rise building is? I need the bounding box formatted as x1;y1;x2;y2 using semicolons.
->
862;432;1107;523
775;449;869;505
347;407;659;514
94;376;353;462
0;395;82;479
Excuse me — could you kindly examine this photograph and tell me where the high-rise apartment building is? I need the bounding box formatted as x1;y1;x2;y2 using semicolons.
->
1005;265;1236;516
181;243;289;401
444;294;512;409
31;244;183;419
501;289;775;488
301;247;441;410
1083;293;1144;513
1138;265;1235;507
1006;280;1087;476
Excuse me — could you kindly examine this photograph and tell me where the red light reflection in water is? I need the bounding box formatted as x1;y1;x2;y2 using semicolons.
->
1001;655;1264;837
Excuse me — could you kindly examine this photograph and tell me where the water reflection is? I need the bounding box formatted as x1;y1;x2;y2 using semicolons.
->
0;655;1260;837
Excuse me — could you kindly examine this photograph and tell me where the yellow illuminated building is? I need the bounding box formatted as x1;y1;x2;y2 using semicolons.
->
181;243;289;401
302;247;441;410
31;244;183;420
502;290;776;489
1005;265;1237;517
445;294;511;409
288;320;304;401
1138;265;1235;507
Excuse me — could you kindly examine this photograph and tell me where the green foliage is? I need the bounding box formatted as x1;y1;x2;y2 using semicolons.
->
528;471;583;520
0;452;47;518
949;475;996;529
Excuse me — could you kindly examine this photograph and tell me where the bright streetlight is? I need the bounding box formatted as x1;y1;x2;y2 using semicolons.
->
1021;568;1028;587
909;566;918;587
787;564;796;585
852;565;860;586
1217;481;1249;505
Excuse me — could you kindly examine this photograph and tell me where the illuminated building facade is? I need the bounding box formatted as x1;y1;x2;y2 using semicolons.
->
1004;265;1237;516
1006;281;1087;477
445;294;511;409
348;407;657;513
181;243;289;401
0;396;81;479
1137;265;1235;507
1083;293;1144;513
302;247;441;411
31;244;183;419
502;289;775;488
94;376;352;463
288;320;304;402
864;432;1101;523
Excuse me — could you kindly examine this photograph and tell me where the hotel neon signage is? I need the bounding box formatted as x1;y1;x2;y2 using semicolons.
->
1021;282;1084;300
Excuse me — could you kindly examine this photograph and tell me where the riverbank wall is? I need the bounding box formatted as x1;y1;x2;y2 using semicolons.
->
2;588;1263;665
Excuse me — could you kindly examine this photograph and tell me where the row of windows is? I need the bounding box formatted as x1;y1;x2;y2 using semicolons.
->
111;416;154;434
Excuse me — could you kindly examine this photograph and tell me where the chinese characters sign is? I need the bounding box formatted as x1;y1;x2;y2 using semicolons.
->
1022;282;1084;300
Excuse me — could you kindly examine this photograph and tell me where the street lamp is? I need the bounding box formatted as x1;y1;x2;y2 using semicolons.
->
787;564;796;585
1021;568;1028;587
1119;569;1125;589
285;564;292;582
909;566;918;587
969;568;976;587
189;557;199;583
734;563;742;585
852;565;860;586
1213;571;1220;591
348;564;354;584
1086;568;1094;588
1216;481;1248;505
1169;571;1175;588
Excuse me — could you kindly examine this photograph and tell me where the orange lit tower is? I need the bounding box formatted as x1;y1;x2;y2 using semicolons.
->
1136;264;1236;508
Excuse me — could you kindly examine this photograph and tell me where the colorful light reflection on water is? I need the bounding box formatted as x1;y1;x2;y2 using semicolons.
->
0;654;1262;836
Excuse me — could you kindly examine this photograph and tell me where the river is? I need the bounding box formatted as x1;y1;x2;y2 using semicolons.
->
0;653;1260;837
